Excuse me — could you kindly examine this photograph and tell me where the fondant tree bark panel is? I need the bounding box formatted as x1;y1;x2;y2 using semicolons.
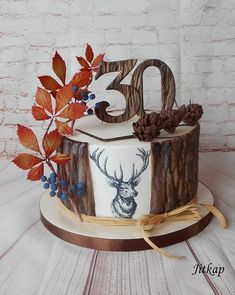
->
150;124;200;213
57;137;95;216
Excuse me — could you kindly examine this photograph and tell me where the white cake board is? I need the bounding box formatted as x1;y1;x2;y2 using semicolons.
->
40;182;214;251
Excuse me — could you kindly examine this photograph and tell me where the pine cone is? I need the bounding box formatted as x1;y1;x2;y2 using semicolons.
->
180;103;203;125
133;112;163;141
160;109;184;133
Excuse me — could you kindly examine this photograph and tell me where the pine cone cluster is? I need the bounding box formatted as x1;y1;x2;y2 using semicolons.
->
160;109;184;133
180;103;203;125
133;103;203;142
133;112;163;141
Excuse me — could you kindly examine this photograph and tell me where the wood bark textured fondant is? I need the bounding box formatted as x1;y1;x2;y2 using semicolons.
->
57;137;95;216
150;124;200;213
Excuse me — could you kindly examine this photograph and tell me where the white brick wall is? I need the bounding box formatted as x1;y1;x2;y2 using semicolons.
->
1;0;235;157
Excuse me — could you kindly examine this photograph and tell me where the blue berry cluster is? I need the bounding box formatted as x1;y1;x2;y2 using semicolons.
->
41;172;58;197
72;86;97;115
70;182;86;197
41;174;86;201
81;91;96;116
41;173;68;201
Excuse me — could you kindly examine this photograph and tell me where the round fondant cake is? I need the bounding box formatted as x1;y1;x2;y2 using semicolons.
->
57;112;200;219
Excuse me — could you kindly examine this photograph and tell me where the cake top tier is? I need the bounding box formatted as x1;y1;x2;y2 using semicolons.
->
67;111;197;146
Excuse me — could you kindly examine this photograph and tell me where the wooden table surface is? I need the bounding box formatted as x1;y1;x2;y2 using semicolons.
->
0;152;234;295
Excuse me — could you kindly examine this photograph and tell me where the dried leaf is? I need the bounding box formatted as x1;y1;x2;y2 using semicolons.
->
55;84;73;114
55;119;73;135
43;129;62;156
85;44;94;63
17;124;40;153
50;90;57;98
58;103;87;120
32;106;51;121
27;163;44;181
12;153;43;170
50;153;71;164
52;51;66;85
76;56;90;68
35;87;53;114
38;75;62;91
91;53;104;69
70;71;92;88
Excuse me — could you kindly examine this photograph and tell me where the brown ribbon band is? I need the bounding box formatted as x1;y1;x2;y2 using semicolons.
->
62;198;227;259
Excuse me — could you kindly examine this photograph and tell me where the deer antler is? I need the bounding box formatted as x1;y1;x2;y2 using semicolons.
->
129;148;150;183
90;148;123;183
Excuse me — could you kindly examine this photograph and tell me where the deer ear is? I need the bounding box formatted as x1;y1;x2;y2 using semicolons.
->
132;177;141;186
106;178;118;188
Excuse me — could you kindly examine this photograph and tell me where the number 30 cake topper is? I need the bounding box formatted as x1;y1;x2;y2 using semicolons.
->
94;59;176;123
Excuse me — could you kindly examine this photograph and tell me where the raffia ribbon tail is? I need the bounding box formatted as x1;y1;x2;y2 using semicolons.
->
136;203;227;259
199;203;227;228
137;219;184;259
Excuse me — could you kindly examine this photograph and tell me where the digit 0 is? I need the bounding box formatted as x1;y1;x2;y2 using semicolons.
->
131;59;176;113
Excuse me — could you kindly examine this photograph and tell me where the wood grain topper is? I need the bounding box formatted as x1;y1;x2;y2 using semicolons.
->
95;59;142;123
131;59;176;111
94;59;176;123
150;124;200;213
57;137;95;216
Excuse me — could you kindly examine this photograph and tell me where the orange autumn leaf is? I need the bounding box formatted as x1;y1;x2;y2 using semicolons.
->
58;103;87;120
38;75;62;91
27;163;44;181
85;44;94;63
32;106;51;121
70;71;92;88
17;124;40;153
43;129;62;156
55;119;73;135
50;153;71;164
76;56;90;68
12;153;43;170
55;84;74;114
91;53;104;70
35;87;53;114
52;51;66;85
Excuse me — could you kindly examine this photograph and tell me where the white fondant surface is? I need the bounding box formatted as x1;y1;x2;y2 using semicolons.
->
68;112;196;145
40;182;214;239
65;113;197;218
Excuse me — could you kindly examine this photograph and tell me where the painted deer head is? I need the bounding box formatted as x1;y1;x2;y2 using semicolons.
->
90;148;150;218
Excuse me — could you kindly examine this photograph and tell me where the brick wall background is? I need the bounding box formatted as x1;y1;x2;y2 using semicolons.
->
0;0;235;157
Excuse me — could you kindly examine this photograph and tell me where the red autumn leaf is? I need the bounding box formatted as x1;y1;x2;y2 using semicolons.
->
51;90;57;98
12;153;43;170
76;56;90;68
85;44;94;63
27;163;44;181
43;129;62;156
52;51;66;85
50;153;71;164
91;53;104;69
35;87;53;114
32;106;51;121
38;75;62;91
17;124;40;153
55;119;73;135
58;103;87;120
55;84;74;114
70;71;92;88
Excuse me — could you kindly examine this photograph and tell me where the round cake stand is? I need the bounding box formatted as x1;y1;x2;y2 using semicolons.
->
40;182;213;251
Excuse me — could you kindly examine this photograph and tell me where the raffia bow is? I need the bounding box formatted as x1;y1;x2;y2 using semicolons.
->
136;202;227;259
62;199;227;259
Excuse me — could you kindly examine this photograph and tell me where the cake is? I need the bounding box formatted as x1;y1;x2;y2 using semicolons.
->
12;44;228;255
